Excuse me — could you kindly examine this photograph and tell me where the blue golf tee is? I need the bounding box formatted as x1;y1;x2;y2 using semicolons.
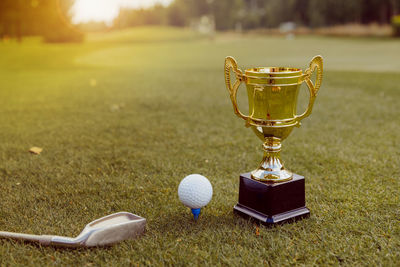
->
191;208;201;220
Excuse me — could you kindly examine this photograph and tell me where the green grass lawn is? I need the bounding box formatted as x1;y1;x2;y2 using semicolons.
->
0;27;399;265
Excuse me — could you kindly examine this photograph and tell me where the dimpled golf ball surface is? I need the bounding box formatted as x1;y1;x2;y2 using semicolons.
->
178;174;213;209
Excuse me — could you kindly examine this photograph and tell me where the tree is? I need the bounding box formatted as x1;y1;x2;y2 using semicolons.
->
40;0;83;42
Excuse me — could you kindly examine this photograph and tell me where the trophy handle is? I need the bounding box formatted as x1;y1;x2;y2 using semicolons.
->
224;56;251;122
295;55;323;123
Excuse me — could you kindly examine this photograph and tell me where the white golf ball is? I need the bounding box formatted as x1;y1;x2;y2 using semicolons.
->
178;174;213;209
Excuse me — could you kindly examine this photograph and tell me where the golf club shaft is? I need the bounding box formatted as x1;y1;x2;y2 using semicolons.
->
0;231;52;245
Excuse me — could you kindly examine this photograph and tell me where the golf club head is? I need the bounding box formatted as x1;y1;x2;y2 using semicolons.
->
50;212;146;247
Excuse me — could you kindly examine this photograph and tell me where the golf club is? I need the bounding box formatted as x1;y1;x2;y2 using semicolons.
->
0;212;146;247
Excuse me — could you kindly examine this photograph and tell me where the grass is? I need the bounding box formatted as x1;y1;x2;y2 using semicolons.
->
0;26;399;266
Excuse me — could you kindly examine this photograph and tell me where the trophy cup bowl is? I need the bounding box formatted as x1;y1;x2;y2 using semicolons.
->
224;55;323;224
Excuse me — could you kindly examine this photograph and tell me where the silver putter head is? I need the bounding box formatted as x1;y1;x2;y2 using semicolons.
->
50;212;146;247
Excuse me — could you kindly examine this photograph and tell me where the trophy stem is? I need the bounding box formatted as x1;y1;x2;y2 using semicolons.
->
251;137;293;183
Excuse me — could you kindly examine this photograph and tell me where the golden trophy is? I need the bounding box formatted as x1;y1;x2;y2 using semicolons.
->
224;55;323;224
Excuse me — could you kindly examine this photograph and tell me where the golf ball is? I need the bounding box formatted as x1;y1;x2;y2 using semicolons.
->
178;174;213;209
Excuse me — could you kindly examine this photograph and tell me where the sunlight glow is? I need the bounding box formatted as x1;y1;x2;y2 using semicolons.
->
72;0;171;25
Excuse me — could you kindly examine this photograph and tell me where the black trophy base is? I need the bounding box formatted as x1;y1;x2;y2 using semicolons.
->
233;172;310;225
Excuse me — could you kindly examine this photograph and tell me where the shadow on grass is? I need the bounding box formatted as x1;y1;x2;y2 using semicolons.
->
145;209;312;237
0;238;115;252
150;210;249;233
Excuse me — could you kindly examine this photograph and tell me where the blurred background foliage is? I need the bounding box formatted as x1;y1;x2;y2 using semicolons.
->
115;0;400;30
1;0;400;42
0;0;83;42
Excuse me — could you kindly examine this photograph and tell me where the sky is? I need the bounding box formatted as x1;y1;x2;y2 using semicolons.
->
72;0;172;24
